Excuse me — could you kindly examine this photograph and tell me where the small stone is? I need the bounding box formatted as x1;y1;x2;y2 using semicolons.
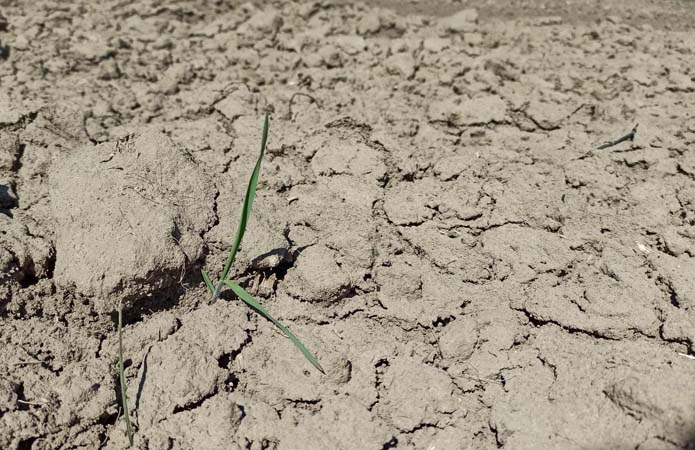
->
439;321;477;361
245;9;283;33
423;37;450;53
97;59;121;80
389;38;409;54
283;244;353;303
456;207;483;221
524;100;570;130
196;22;221;38
438;69;454;85
151;36;173;50
72;38;113;60
302;52;323;68
333;35;367;56
663;230;691;257
91;100;112;117
668;72;694;92
464;32;484;46
13;34;29;51
439;8;478;33
250;249;289;271
318;45;343;68
156;63;190;95
357;14;381;35
384;53;417;79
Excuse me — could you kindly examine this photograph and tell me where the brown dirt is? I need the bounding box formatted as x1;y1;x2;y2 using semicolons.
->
1;1;695;449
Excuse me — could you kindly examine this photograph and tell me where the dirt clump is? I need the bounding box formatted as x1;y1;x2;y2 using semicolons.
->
1;1;695;449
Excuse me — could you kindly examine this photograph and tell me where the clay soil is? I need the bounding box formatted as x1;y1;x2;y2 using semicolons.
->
2;1;695;449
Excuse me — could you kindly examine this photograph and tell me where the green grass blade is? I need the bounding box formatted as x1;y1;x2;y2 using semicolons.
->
222;280;324;374
201;270;215;294
219;113;270;285
117;302;134;446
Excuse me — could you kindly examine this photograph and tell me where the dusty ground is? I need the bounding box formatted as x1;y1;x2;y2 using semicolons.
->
1;0;695;449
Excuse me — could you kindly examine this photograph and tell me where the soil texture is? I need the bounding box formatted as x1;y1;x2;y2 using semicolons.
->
1;1;695;449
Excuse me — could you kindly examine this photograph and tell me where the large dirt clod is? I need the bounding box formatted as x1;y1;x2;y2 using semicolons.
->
49;131;216;308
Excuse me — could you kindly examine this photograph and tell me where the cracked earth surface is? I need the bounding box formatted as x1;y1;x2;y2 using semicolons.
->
1;1;695;449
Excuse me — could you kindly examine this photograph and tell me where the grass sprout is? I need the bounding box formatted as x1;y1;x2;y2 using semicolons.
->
117;300;134;446
203;113;324;374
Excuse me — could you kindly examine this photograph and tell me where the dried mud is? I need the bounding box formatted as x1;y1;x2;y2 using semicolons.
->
1;1;695;449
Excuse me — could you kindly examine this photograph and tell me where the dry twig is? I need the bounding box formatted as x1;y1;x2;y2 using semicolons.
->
596;124;638;150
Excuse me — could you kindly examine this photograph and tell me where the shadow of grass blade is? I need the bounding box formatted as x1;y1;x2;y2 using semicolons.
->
210;113;270;301
201;270;215;294
222;280;325;374
117;303;134;446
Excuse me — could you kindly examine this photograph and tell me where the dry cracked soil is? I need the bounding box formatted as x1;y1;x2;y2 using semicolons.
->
1;0;695;449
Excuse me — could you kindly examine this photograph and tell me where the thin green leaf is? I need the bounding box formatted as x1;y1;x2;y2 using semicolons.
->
219;113;270;284
117;302;134;446
201;270;215;294
223;280;324;374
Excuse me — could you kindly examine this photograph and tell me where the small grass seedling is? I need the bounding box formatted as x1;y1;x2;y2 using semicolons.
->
117;300;134;446
202;113;324;374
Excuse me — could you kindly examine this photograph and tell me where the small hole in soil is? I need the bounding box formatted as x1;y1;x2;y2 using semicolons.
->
670;290;679;307
16;383;29;411
18;272;39;289
218;352;234;369
225;372;240;391
380;437;398;450
433;315;455;327
17;437;38;450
